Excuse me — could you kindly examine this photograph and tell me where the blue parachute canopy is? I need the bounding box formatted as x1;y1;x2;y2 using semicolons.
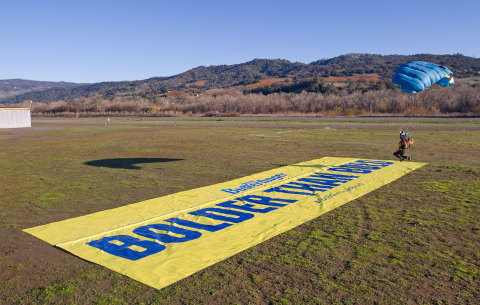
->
392;61;454;93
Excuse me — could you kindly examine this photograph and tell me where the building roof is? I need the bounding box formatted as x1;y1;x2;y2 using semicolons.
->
0;108;31;111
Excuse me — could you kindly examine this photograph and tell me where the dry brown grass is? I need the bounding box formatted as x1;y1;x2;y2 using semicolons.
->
249;78;287;89
185;80;208;87
167;90;190;98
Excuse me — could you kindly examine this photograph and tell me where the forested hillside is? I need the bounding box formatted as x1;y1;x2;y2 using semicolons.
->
0;79;81;100
2;54;479;104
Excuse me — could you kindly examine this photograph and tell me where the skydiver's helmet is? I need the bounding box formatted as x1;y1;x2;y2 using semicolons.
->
400;131;406;139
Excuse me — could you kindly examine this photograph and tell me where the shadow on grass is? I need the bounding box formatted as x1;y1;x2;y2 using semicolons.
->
85;158;183;170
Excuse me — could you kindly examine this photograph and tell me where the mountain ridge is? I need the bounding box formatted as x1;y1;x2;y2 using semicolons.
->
2;53;479;104
0;79;83;100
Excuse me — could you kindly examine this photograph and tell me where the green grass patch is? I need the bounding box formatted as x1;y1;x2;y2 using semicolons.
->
37;192;64;202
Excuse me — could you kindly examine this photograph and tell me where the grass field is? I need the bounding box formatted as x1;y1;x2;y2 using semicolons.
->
1;117;479;304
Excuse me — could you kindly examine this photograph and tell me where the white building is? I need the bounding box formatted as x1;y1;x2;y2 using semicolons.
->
0;108;31;128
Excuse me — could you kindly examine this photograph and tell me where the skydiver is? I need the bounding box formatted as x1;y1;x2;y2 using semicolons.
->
393;131;413;161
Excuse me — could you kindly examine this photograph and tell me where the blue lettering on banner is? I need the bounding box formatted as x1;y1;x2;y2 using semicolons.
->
328;160;393;174
315;183;364;203
263;186;314;196
264;173;359;196
214;195;297;213
221;173;287;194
163;218;232;232
86;195;295;260
86;161;392;261
189;208;254;223
216;200;277;213
236;195;296;207
87;235;165;261
133;223;202;243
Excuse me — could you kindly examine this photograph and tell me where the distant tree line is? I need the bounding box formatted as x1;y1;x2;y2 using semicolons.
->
22;84;479;117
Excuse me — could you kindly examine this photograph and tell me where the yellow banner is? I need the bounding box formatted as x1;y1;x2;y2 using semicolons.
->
24;157;425;289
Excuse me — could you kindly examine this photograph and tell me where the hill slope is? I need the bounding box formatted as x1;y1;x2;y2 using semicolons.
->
0;79;82;100
2;54;479;104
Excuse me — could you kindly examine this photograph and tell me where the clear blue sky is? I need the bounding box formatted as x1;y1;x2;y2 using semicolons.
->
1;0;478;83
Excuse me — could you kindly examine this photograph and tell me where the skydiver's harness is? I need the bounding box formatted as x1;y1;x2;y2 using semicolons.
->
399;138;409;150
399;131;413;150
